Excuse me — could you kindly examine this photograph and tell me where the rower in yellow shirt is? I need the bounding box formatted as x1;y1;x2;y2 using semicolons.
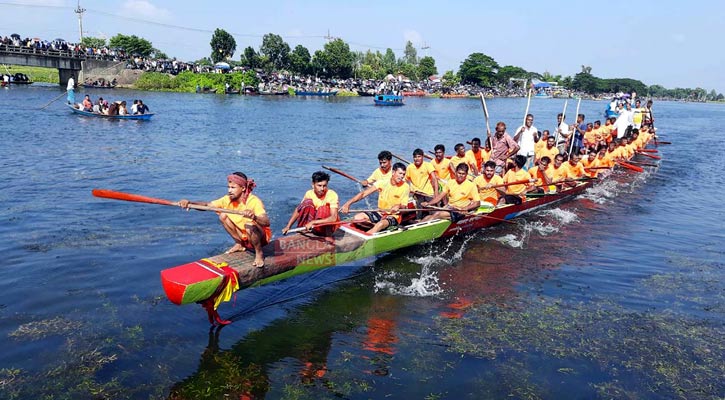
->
545;154;569;192
405;148;439;216
536;135;560;166
473;161;505;207
341;162;410;234
431;144;452;182
502;155;534;204
581;149;601;178
562;153;586;188
449;143;479;177
361;150;393;187
420;163;480;223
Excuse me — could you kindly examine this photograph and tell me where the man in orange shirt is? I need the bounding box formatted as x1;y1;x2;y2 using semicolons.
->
545;154;568;192
502;155;534;205
179;172;271;267
361;150;393;187
466;137;485;172
473;161;505;206
536;135;560;166
581;148;601;178
282;171;340;236
431;144;452;182
562;153;585;188
421;163;480;223
529;156;552;188
341;163;410;234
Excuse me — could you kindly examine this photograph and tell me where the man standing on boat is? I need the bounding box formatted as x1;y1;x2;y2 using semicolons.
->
420;163;480;222
66;76;75;104
361;151;393;187
341;162;410;234
282;171;339;236
513;113;538;170
488;122;520;176
179;172;271;267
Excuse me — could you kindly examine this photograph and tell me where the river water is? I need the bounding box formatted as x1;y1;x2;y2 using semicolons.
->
0;85;723;399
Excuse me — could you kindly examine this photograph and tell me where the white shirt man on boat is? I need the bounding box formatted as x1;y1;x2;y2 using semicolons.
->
513;113;538;170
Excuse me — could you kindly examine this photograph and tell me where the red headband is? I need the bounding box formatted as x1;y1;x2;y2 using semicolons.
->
227;174;256;192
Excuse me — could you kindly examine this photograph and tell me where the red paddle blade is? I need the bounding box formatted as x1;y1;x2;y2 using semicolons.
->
638;152;662;160
92;189;176;206
617;162;644;173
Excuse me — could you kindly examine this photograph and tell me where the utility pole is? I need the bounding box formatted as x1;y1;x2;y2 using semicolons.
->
421;42;430;57
74;0;86;43
324;29;337;42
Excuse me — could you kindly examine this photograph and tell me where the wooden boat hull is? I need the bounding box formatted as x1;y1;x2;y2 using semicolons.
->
161;219;451;305
68;104;154;120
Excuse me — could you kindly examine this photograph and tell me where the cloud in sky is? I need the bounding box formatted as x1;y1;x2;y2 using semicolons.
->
120;0;171;21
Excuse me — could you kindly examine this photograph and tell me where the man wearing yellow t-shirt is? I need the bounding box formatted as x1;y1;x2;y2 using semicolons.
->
562;153;585;188
536;135;560;166
581;150;601;178
179;172;271;267
420;163;480;223
528;156;552;188
431;144;452;182
405;149;439;216
341;163;410;234
502;155;534;204
361;150;393;187
282;171;340;236
473;160;505;206
545;154;568;192
449;143;479;177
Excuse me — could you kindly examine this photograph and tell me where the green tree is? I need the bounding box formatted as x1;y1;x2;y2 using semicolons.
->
458;52;499;86
417;56;437;79
260;33;290;70
403;41;418;65
442;70;460;87
320;38;353;78
310;50;327;76
109;34;153;57
382;48;397;75
398;63;418;81
289;45;311;75
151;48;168;59
358;64;376;79
496;65;528;85
80;36;106;49
571;72;601;94
210;28;236;63
240;46;260;69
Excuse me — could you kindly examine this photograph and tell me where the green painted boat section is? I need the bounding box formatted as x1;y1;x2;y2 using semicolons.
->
254;220;451;287
180;276;224;305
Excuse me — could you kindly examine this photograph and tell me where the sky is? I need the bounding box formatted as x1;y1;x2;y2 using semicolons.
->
1;0;723;93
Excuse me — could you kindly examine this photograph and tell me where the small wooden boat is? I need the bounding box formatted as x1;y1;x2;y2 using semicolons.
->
374;94;404;106
259;89;289;96
402;90;426;97
295;90;338;96
357;89;375;97
67;104;154;120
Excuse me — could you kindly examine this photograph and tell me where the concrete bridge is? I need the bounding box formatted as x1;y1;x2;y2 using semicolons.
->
0;44;123;87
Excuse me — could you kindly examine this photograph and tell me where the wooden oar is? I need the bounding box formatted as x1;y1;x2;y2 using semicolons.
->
40;91;69;110
638;149;658;153
522;88;532;127
487;179;532;189
655;141;671;145
92;189;251;216
479;92;495;150
554;100;568;146
616;161;644;173
584;166;614;170
391;153;411;164
423;153;434;160
322;165;364;184
286;219;368;234
626;160;659;167
427;205;516;224
568;98;581;156
636;151;661;160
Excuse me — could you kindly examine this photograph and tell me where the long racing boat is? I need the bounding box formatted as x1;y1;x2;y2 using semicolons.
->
159;179;594;324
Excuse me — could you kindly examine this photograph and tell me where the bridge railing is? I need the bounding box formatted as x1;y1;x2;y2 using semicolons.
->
0;44;126;62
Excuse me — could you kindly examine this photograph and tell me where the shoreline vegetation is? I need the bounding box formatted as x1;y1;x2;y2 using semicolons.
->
5;65;725;103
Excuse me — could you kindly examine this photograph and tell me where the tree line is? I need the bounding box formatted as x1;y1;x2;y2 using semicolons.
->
83;30;723;101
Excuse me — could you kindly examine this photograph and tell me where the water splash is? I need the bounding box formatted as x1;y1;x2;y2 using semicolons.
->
539;208;579;225
490;233;524;248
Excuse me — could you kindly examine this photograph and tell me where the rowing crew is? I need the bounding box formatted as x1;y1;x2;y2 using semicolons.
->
175;124;654;267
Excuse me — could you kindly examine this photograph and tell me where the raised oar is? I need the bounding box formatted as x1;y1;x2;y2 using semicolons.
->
479;93;492;136
554;100;568;145
522;88;532;127
616;161;644;173
322;165;364;185
92;189;250;216
40;91;69;110
568;98;582;156
636;151;661;160
423;153;434;160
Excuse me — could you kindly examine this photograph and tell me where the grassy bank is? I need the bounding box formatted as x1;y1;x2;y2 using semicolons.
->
134;70;259;93
2;65;59;84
